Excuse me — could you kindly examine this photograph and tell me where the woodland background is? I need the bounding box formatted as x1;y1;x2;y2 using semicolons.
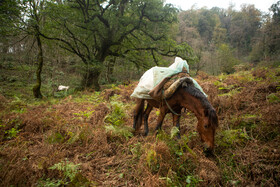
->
0;0;279;186
1;0;279;97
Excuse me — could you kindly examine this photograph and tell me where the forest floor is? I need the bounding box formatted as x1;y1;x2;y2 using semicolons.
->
0;67;280;186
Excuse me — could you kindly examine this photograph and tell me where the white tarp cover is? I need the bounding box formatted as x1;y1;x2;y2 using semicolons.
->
131;57;192;99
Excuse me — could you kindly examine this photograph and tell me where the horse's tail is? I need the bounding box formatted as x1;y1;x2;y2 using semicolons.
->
133;99;145;132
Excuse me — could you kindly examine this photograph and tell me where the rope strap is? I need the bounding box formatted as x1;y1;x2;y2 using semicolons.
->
162;89;181;116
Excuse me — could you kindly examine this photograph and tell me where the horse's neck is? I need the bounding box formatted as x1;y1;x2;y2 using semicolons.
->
179;91;205;119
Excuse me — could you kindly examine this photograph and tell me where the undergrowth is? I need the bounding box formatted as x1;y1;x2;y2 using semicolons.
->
0;67;279;186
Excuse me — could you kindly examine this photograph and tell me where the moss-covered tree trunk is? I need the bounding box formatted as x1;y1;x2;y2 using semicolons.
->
33;33;43;98
81;53;107;91
81;61;102;91
105;57;116;83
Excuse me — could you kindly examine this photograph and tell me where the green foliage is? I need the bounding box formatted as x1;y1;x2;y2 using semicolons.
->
0;0;22;36
236;114;260;130
170;126;180;139
185;175;203;187
152;131;200;186
156;129;197;158
47;132;65;144
5;127;21;139
2;119;22;140
197;9;218;42
267;93;280;103
143;146;159;173
130;143;142;159
38;159;83;186
233;71;256;83
104;96;126;126
9;96;27;114
229;5;261;53
217;44;240;74
160;173;202;186
1;1;280;186
105;125;133;141
218;87;242;97
73;92;101;104
42;0;190;89
53;91;69;98
104;95;133;140
49;159;80;181
66;131;80;144
216;129;250;148
73;110;94;121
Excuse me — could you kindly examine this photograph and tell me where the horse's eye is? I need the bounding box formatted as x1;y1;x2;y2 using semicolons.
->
204;124;209;129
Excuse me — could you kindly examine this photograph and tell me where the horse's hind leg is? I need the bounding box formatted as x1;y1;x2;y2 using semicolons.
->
143;104;153;136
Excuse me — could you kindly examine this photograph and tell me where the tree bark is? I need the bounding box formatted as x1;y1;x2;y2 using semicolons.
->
1;38;9;62
105;57;116;83
81;64;101;91
33;33;43;98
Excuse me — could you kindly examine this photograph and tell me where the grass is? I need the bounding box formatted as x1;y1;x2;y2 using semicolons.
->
0;66;279;186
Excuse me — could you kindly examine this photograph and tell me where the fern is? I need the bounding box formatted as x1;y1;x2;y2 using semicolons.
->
170;127;180;139
105;125;133;140
48;159;81;185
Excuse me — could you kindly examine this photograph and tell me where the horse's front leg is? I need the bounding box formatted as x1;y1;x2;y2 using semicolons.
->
143;104;153;136
133;99;145;132
172;113;181;139
155;107;168;135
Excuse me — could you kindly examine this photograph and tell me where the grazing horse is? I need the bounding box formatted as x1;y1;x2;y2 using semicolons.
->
133;78;218;152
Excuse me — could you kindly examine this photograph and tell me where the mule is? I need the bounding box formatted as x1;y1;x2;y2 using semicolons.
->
132;79;218;152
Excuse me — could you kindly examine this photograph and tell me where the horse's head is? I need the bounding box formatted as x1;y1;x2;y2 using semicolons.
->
177;78;219;154
197;108;218;153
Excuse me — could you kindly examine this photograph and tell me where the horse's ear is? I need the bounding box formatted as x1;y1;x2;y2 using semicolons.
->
182;78;193;88
182;82;188;88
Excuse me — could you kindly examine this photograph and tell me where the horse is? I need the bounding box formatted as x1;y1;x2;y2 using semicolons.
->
132;78;218;152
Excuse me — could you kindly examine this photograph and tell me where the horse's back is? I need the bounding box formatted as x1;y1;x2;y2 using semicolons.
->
146;99;160;109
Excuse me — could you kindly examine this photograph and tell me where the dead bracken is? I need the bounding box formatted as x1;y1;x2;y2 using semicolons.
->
0;68;279;186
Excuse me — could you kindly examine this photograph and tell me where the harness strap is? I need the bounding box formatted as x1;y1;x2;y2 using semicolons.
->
162;89;181;116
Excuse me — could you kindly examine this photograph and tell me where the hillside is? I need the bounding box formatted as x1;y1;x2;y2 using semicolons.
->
0;67;279;186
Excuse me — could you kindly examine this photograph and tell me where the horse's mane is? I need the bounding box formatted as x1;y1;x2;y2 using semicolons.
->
181;78;218;127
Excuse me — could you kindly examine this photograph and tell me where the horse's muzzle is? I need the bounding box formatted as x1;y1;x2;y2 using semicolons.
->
203;143;214;157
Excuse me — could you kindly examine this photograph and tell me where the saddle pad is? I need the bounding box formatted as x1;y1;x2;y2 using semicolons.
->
131;57;189;99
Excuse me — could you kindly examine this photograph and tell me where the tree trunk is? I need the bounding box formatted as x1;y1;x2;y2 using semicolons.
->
81;64;101;91
1;39;9;62
105;57;116;83
33;34;43;98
